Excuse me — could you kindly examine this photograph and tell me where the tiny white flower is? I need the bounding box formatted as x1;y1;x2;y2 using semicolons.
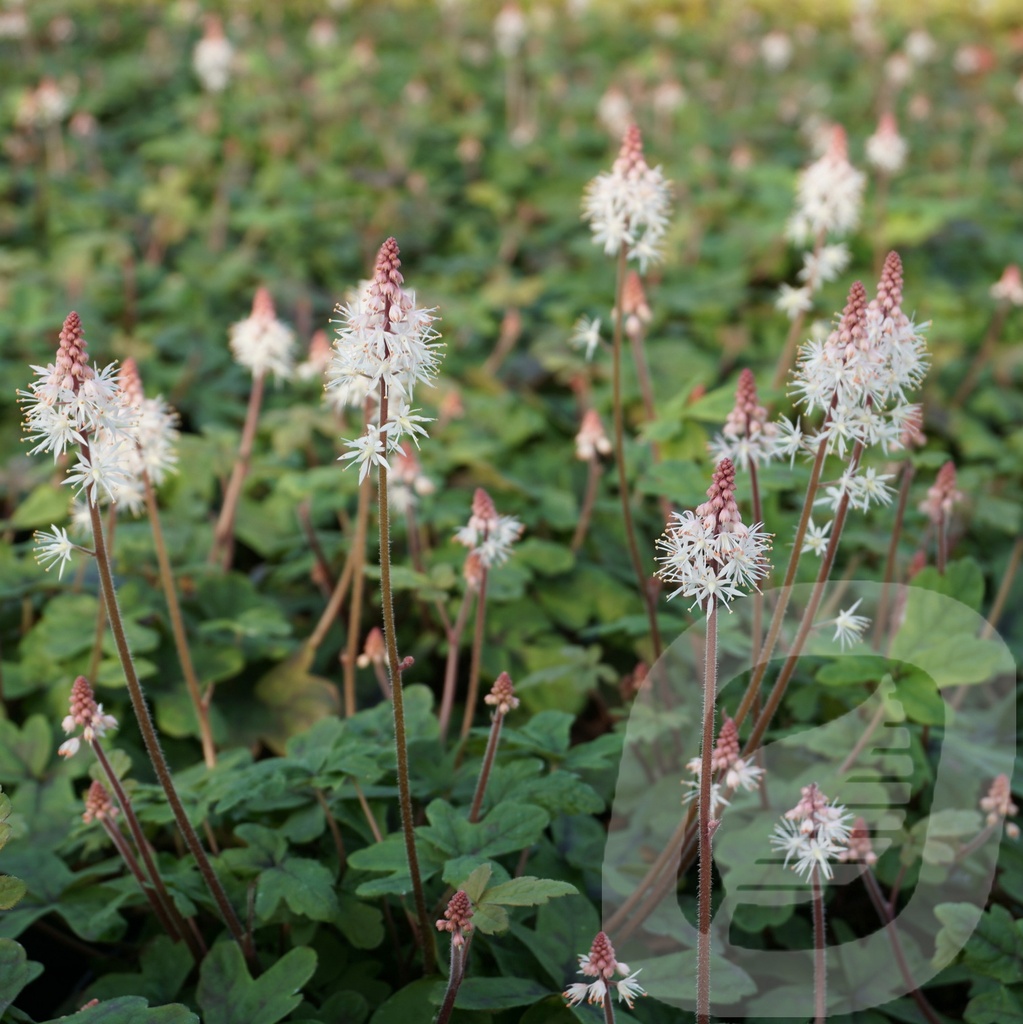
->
801;518;832;557
340;426;388;484
828;598;870;650
33;526;76;579
776;283;813;320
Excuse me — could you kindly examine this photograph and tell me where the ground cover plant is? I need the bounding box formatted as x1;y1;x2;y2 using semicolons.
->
0;2;1022;1023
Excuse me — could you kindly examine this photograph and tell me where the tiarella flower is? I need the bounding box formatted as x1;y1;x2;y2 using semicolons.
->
484;671;520;716
229;287;295;381
493;2;526;58
119;358;179;489
786;125;865;245
759;29;793;72
920;461;963;525
296;330;333;381
980;775;1019;839
683;716;764;808
384;400;432;449
798;243;850;289
193;15;234;93
19;313;136;465
866;112;908;175
619;270;652;341
436;890;474;947
775;283;813;320
770;783;852;880
569;316;602;361
655;459;772;611
341;425;387;484
33;525;77;579
582;124;672;272
790;256;929;458
388;442;435;513
575;408;611;461
709;369;780;470
58;675;118;758
328;242;442;401
990;265;1023;307
826;598;870;650
837;817;878;865
564;931;645;1010
453;488;524;568
801;517;833;557
82;780;118;825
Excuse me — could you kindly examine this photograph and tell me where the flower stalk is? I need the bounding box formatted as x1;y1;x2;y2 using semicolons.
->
468;672;518;822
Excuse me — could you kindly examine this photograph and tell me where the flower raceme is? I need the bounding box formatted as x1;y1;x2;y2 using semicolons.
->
770;783;852;881
563;931;645;1010
582;123;672;272
327;238;442;481
58;676;118;759
683;715;764;814
655;458;772;611
454;488;524;569
786;124;865;246
228;286;295;382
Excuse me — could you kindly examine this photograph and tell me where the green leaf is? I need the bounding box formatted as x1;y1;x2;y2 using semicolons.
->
255;858;339;923
965;985;1023;1024
0;716;52;782
453;977;550;1010
471;902;510;935
196;943;317;1024
0;877;27;911
458;863;492;903
933;903;983;969
368;979;442;1024
38;997;198;1024
963;905;1023;983
480;877;577;908
334;894;384;950
0;939;43;1016
9;484;70;530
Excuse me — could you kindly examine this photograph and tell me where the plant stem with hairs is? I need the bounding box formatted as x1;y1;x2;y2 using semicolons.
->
696;599;717;1024
862;870;943;1024
376;381;436;974
342;473;373;716
143;473;216;768
811;867;827;1024
92;741;203;959
610;247;663;657
209;370;265;570
438;589;473;744
458;566;489;743
84;449;251;959
571;455;602;553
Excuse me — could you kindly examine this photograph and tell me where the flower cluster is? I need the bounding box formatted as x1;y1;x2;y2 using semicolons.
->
193;15;234;93
683;715;764;813
709;369;781;470
582;124;672;272
58;676;118;759
387;442;435;514
563;931;645;1010
990;264;1023;306
866;112;908;175
788;253;929;531
20;313;139;512
327;239;442;481
82;780;119;825
786;125;865;246
980;774;1019;839
655;458;772;611
920;461;963;525
837;817;878;865
575;409;611;461
454;488;524;569
484;671;520;716
436;890;474;948
770;783;852;880
118;357;180;499
229;287;295;382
